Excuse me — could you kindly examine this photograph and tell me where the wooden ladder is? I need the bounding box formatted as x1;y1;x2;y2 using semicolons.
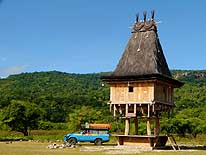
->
167;135;180;150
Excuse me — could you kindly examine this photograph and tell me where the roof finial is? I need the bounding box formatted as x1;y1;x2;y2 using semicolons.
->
151;10;155;21
136;13;139;23
143;11;147;22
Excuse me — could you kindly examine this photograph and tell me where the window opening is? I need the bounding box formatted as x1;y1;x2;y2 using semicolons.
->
128;86;134;92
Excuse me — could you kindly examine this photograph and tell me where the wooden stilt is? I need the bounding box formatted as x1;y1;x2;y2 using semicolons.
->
113;105;116;117
125;104;128;117
134;104;137;115
147;118;151;136
125;118;130;135
147;104;150;117
154;115;160;136
134;117;138;135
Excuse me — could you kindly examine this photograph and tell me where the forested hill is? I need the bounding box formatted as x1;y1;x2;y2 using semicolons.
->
0;70;206;136
171;70;206;109
0;70;206;114
0;71;110;123
0;71;109;105
172;70;206;84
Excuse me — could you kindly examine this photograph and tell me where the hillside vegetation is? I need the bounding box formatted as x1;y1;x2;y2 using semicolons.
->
0;70;205;137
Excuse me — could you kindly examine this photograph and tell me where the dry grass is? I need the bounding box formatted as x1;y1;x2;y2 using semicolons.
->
0;131;206;155
173;134;206;146
0;141;96;155
0;141;205;155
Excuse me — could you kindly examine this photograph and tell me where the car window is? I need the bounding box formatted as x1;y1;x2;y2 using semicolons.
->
81;128;109;134
99;130;107;134
90;130;98;134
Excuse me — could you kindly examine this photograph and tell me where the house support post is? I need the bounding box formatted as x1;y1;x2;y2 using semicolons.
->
125;118;130;135
147;117;151;136
154;115;160;136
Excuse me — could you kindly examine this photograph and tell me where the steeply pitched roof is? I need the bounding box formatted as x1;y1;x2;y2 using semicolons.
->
111;19;172;78
102;12;184;87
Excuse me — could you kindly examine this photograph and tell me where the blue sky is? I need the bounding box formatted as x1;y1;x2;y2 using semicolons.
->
0;0;206;77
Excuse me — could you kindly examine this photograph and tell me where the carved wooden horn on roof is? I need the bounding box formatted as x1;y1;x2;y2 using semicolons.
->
151;10;155;21
143;11;147;22
136;13;139;23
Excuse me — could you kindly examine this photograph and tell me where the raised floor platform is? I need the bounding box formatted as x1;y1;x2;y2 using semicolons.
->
113;135;168;148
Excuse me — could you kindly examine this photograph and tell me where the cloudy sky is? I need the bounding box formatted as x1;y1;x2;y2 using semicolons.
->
0;0;206;77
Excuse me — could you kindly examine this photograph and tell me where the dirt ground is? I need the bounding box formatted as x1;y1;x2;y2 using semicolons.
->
80;145;151;154
79;144;206;155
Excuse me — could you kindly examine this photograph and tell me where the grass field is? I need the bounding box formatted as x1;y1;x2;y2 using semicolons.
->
0;141;206;155
0;130;206;155
1;130;206;144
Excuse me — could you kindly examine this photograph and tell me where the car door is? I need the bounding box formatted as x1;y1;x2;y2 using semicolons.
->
78;130;91;142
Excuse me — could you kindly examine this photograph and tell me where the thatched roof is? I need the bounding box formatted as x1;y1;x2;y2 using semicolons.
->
112;20;171;77
102;12;183;87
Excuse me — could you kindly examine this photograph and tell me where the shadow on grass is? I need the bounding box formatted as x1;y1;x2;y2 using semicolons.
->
155;145;206;150
0;137;33;141
180;145;206;150
77;143;118;147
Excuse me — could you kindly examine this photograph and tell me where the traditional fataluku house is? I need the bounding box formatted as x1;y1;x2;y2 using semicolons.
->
102;11;183;147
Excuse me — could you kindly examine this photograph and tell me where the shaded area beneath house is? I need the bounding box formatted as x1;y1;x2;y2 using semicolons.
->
113;135;168;148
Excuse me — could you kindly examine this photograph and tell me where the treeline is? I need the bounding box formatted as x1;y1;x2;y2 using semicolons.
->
0;71;111;135
0;70;206;137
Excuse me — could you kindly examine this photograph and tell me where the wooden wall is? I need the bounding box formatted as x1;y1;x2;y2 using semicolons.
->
110;80;174;105
154;81;173;104
110;82;154;104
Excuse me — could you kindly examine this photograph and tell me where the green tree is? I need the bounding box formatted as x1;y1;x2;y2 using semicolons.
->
1;100;40;136
161;107;206;137
67;106;110;131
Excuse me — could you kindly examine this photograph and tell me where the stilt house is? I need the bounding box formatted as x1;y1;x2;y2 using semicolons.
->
102;11;183;147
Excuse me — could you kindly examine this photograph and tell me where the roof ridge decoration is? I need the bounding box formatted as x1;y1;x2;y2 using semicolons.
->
132;10;157;33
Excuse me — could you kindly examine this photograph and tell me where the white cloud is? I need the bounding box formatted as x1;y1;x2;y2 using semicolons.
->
1;57;7;61
0;65;28;78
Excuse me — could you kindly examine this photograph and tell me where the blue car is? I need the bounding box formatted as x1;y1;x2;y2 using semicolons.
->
64;128;110;145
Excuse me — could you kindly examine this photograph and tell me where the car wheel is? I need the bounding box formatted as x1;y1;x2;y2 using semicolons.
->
94;138;102;145
68;138;77;145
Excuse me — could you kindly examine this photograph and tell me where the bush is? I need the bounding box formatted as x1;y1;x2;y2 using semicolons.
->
38;121;68;130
